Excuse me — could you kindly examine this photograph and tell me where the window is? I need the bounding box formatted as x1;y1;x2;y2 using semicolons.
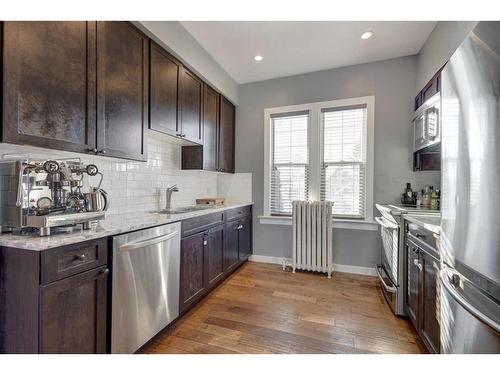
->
321;105;367;218
270;111;309;215
263;96;374;225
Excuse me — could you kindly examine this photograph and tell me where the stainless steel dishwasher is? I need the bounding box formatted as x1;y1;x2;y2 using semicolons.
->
111;222;180;353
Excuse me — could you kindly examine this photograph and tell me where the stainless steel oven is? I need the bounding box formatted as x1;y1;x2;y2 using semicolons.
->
375;213;401;314
413;93;440;152
375;204;439;316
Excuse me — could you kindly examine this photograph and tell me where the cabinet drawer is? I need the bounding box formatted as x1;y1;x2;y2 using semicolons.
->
41;238;108;284
225;205;251;221
181;212;224;237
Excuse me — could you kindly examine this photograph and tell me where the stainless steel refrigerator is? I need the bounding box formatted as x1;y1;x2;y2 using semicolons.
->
440;21;500;353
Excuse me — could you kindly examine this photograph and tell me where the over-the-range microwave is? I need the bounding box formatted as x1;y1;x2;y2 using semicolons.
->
412;92;440;152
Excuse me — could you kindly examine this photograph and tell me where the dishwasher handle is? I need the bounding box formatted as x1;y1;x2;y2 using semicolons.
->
118;231;178;252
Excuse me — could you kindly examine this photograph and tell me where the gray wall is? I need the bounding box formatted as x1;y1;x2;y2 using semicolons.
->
136;21;239;104
415;21;478;92
236;56;439;268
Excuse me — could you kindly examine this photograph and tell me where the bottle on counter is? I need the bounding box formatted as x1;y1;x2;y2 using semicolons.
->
422;186;432;208
405;182;413;198
431;188;439;210
416;190;422;207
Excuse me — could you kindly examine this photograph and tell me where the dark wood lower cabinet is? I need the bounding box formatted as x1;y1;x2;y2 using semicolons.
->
407;245;420;326
180;206;253;314
224;219;240;272
1;206;252;353
420;250;440;354
205;225;224;288
40;266;108;354
238;215;252;261
180;232;206;312
405;238;440;353
0;239;108;354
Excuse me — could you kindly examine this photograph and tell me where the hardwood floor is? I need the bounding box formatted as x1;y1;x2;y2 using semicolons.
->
140;262;427;354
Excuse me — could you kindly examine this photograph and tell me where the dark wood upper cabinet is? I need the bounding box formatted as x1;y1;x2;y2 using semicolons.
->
181;83;219;171
218;95;236;173
415;68;442;111
179;67;203;144
96;21;148;161
40;266;108;354
149;41;181;137
202;84;219;171
2;21;97;153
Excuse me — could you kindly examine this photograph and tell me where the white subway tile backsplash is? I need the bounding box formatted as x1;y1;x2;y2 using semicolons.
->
0;131;252;221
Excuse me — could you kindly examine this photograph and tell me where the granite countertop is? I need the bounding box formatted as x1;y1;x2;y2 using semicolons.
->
0;202;253;251
403;213;441;235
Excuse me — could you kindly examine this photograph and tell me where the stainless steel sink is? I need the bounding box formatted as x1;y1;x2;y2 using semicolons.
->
155;206;213;215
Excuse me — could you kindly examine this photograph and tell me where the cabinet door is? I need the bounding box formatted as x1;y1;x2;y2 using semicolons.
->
205;225;224;288
223;219;240;272
3;21;96;153
421;72;440;103
179;67;203;144
39;266;108;354
96;21;148;160
238;215;252;261
407;245;420;327
420;251;440;353
202;84;219;171
218;95;235;173
149;41;181;137
180;232;205;312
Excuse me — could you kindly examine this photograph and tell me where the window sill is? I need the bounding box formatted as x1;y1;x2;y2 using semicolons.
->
258;215;378;231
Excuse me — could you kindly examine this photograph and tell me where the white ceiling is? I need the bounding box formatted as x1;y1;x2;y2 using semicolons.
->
181;21;437;84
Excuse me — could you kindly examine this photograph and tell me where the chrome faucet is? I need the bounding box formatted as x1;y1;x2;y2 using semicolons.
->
165;184;179;210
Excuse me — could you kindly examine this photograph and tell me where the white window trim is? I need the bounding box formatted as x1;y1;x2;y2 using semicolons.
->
262;96;375;230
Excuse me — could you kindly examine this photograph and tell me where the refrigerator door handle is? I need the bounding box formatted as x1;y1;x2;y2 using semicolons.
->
441;266;500;334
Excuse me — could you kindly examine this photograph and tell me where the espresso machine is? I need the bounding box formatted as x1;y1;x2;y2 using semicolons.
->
0;158;109;236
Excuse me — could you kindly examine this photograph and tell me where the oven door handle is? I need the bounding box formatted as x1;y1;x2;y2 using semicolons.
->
375;216;398;229
376;265;397;293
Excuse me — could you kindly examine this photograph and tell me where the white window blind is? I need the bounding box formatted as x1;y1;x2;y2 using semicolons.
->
270;111;309;215
321;105;367;219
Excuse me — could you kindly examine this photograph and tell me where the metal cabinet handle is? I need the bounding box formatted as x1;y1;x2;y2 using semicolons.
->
236;224;243;230
100;268;110;276
413;259;423;271
88;148;98;154
98;150;107;154
74;254;86;261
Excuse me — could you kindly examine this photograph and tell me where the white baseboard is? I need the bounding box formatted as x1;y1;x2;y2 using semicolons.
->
248;255;376;276
248;254;284;265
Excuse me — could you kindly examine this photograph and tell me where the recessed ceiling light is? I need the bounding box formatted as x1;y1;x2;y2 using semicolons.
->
254;55;263;62
361;31;374;40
